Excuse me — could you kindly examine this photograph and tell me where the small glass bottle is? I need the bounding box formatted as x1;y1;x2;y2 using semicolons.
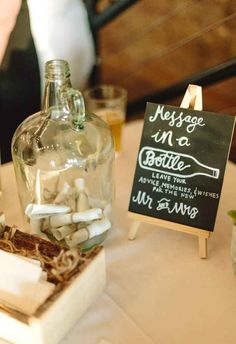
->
11;60;114;251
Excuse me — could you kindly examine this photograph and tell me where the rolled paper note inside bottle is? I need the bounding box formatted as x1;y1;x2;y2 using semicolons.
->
50;213;72;228
25;203;71;219
50;208;102;227
74;178;89;212
77;192;90;212
87;218;111;238
54;182;71;204
42;217;50;231
50;225;75;241
65;218;111;247
29;218;48;240
72;208;102;222
30;218;42;234
65;228;88;247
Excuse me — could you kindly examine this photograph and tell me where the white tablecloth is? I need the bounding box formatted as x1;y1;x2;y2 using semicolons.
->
0;120;236;344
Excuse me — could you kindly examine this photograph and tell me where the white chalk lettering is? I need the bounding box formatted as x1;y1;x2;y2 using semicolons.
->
139;146;220;179
149;104;205;133
132;191;153;209
151;129;173;146
176;136;191;146
156;198;198;219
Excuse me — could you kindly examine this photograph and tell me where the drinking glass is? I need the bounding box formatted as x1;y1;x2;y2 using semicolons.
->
84;85;127;153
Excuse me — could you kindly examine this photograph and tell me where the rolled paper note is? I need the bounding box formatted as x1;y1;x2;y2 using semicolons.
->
25;203;71;219
87;218;111;238
65;218;111;247
50;213;72;228
77;192;90;212
30;218;42;235
65;228;88;247
30;218;50;240
50;225;74;241
65;219;111;247
42;217;50;231
72;208;102;223
49;208;102;227
53;182;71;204
74;178;90;212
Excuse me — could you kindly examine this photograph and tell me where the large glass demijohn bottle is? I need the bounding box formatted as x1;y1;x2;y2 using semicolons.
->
11;60;114;251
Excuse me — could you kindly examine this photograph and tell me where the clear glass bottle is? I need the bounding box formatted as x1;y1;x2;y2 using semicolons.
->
11;60;114;251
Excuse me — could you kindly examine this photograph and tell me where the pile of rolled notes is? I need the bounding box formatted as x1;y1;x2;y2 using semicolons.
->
25;178;111;247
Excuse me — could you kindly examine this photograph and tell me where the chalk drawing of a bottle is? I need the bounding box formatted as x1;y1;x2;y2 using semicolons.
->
139;147;220;179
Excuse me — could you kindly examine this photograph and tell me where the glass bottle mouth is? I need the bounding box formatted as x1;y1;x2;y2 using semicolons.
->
45;60;70;79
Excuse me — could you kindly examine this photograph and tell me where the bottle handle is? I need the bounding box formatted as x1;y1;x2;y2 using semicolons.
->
62;88;86;130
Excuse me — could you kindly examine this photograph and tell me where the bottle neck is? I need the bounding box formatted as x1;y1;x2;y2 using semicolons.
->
42;60;72;113
42;77;72;113
41;60;85;129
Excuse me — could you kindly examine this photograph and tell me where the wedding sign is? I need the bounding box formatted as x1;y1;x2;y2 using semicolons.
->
129;102;235;231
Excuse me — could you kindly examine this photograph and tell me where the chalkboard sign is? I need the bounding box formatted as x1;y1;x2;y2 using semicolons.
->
129;102;235;231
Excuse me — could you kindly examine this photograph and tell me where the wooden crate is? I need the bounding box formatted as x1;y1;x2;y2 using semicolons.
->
0;248;106;344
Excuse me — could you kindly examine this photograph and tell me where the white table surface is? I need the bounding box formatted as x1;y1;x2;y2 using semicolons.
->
0;119;236;344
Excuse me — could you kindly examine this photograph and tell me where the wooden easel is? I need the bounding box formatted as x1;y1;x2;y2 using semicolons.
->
128;84;210;258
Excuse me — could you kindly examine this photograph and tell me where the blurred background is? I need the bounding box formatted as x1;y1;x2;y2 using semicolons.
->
1;0;236;162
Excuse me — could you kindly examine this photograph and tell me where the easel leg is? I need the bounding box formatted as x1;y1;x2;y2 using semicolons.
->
128;221;140;240
198;237;207;259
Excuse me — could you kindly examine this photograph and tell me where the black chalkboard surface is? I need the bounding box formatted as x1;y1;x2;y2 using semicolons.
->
129;102;235;231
